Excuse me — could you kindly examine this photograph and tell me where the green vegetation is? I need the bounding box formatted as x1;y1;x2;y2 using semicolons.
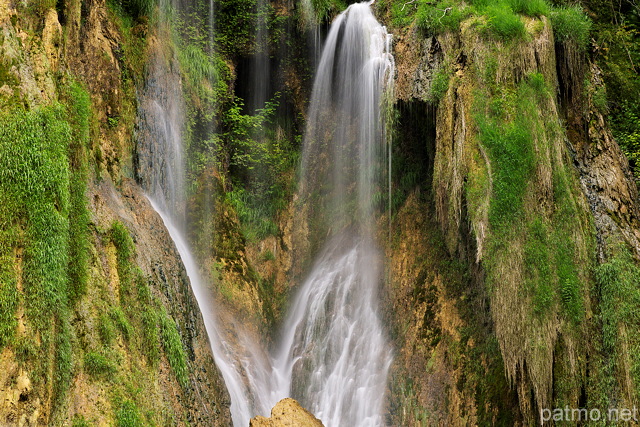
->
64;81;92;302
159;311;189;388
116;400;145;427
473;73;586;320
415;1;471;34
136;274;161;366
596;244;640;399
214;0;258;55
581;0;640;181
110;221;135;298
307;0;346;23
428;64;451;103
480;4;526;40
84;351;118;378
222;96;298;242
549;5;592;49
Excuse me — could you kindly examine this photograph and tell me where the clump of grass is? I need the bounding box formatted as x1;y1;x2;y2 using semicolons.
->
84;351;117;378
110;221;135;296
110;307;133;342
550;5;592;50
482;4;527;40
416;1;471;35
160;311;189;388
99;313;116;346
508;0;549;17
428;64;451;103
116;400;144;427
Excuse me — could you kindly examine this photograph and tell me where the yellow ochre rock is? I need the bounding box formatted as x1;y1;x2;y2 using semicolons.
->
249;398;324;427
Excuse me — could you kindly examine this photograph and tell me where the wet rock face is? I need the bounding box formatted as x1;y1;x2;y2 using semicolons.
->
249;398;324;427
569;64;640;260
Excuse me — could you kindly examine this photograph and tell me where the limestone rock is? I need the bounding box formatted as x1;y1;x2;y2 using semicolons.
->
249;398;324;427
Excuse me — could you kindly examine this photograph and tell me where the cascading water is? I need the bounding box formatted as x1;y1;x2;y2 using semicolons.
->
136;9;270;427
138;1;394;426
269;3;395;426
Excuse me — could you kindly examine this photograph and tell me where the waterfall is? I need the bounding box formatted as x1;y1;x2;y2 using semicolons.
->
138;1;394;426
270;3;395;426
136;8;270;426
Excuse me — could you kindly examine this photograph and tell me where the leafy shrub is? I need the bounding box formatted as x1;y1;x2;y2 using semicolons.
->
612;102;640;179
550;5;592;49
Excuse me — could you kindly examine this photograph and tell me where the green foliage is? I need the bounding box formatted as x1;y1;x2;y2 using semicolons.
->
110;221;135;296
84;351;118;378
116;400;144;427
54;314;73;411
176;43;229;120
596;244;640;390
111;0;154;19
222;95;297;242
474;73;586;321
227;188;279;242
524;218;553;313
214;0;257;55
110;307;133;342
160;311;189;388
508;0;549;17
416;1;471;34
549;5;592;49
99;313;116;345
613;101;640;179
72;415;91;427
308;0;346;23
64;81;91;302
136;276;160;366
0;105;72;337
428;64;451;103
476;94;535;226
481;4;527;40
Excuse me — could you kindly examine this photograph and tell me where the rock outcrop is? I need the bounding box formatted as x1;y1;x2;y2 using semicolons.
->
249;398;324;427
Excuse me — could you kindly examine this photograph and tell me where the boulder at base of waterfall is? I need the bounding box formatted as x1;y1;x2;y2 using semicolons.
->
249;398;324;427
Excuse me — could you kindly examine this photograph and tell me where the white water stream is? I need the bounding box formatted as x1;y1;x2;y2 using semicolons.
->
141;2;394;426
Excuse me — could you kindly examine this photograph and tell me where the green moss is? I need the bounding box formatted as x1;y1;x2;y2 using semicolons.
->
64;81;92;302
71;415;91;427
136;276;161;366
508;0;548;17
476;99;535;226
0;105;72;346
53;314;73;412
473;73;587;322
